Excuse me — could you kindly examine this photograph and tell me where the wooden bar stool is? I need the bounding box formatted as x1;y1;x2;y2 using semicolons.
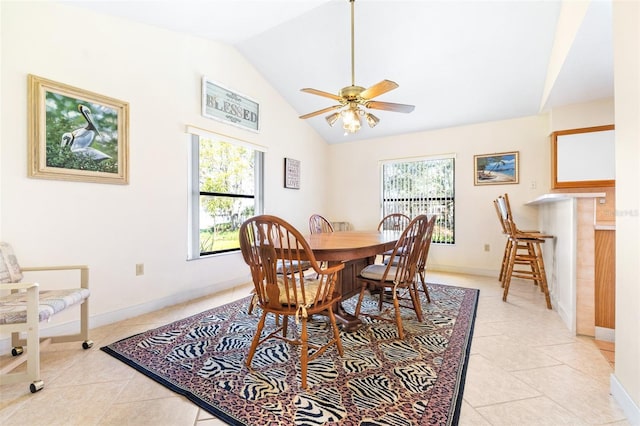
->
493;198;539;286
496;195;553;309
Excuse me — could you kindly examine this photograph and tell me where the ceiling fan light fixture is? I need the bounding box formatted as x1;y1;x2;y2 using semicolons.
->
341;106;361;133
365;112;380;128
326;112;340;126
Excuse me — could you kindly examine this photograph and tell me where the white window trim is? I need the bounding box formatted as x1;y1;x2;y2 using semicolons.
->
186;127;264;260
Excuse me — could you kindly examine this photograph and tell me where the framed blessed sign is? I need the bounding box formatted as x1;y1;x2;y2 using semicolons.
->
284;158;300;189
202;77;259;132
27;74;130;184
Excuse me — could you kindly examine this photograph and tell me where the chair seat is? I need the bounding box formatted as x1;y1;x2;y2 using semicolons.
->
274;276;321;305
359;264;398;281
0;288;90;325
276;260;311;274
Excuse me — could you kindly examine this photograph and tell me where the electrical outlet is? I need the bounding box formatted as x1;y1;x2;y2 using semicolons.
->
136;263;144;276
484;244;490;252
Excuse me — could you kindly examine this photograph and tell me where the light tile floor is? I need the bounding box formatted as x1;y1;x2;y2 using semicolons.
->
0;271;630;425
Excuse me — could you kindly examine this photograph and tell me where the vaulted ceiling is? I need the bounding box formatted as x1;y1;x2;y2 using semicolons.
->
64;0;614;144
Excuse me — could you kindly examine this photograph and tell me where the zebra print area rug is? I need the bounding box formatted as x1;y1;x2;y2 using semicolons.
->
101;283;478;425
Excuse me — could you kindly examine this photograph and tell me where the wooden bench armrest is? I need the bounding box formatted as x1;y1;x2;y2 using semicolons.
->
20;265;89;289
2;282;39;291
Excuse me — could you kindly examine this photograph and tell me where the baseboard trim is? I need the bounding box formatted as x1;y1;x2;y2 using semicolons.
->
0;274;251;353
611;374;640;425
428;264;497;278
595;326;615;342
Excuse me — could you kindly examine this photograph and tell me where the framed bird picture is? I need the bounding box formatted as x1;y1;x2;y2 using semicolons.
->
27;74;129;184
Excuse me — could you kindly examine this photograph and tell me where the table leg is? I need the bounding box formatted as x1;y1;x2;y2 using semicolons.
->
331;257;373;332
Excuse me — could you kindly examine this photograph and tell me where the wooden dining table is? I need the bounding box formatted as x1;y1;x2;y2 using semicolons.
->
304;230;401;331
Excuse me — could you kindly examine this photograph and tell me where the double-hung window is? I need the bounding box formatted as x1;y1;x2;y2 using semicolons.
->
188;130;264;259
381;155;455;244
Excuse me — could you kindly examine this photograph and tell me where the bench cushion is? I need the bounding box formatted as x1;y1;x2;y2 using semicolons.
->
0;288;90;325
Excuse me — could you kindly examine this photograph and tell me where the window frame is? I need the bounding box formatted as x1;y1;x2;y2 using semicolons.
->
187;129;264;260
380;154;455;244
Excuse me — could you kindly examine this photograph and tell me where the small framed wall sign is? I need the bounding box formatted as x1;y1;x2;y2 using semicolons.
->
284;158;300;189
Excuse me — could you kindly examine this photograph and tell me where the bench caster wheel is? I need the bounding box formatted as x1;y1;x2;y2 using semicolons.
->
11;346;24;356
82;340;94;350
30;380;44;393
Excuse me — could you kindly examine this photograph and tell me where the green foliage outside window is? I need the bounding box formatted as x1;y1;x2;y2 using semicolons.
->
382;158;455;244
199;140;256;253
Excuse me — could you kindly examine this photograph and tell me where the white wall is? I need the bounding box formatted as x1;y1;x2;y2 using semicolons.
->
327;114;551;276
0;2;329;330
550;98;615;131
536;198;576;331
611;0;640;422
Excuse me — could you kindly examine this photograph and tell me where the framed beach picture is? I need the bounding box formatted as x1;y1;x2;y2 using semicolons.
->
28;74;130;184
474;151;519;185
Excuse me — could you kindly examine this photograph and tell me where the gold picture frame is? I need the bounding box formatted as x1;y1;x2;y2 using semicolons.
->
474;151;519;185
28;74;130;184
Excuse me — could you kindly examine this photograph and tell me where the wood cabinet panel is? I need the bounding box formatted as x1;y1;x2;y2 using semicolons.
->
595;230;615;329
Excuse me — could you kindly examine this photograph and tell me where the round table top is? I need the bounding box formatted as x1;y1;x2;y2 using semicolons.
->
305;230;401;262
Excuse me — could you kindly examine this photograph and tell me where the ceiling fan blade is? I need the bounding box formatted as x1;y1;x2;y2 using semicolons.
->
300;88;343;101
359;80;399;100
299;104;342;119
365;101;415;113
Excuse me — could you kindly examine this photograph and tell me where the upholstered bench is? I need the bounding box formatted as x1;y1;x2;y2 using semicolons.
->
0;242;92;393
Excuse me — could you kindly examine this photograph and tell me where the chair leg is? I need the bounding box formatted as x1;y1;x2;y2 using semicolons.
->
499;238;511;285
392;290;405;339
534;242;552;309
328;308;343;356
408;282;424;322
246;311;267;367
502;239;516;302
377;286;385;311
526;242;540;286
300;316;308;389
247;292;258;315
282;315;289;338
355;284;367;318
418;271;431;303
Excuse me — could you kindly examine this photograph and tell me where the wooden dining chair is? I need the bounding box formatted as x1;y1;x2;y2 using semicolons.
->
496;196;553;309
383;215;436;303
308;214;334;273
377;213;410;263
309;214;334;234
377;213;410;231
239;215;344;389
355;214;429;339
415;215;437;302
